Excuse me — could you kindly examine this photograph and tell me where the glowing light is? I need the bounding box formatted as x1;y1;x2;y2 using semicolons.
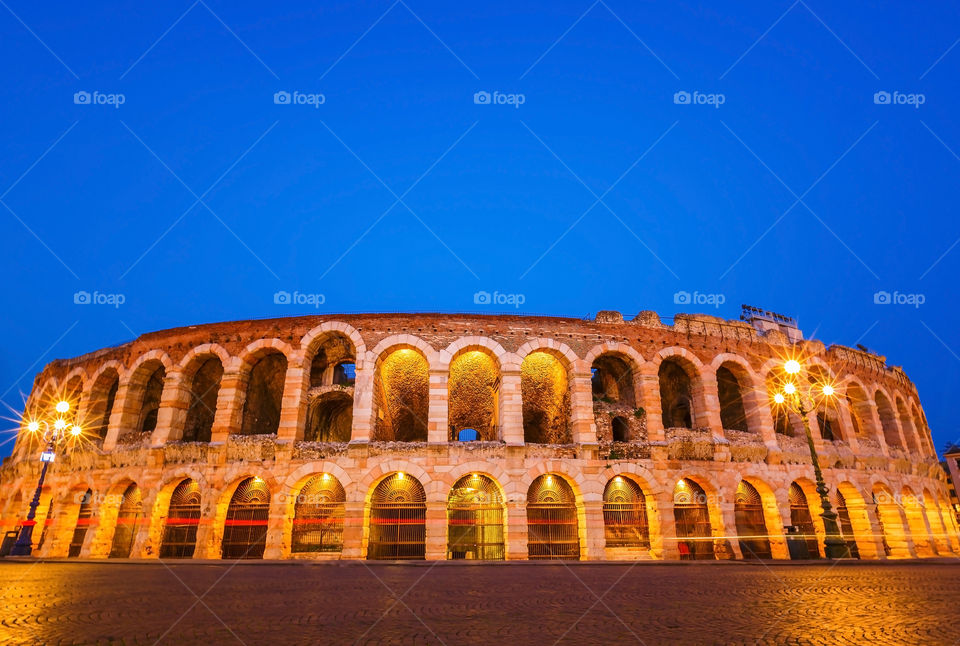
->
774;393;785;405
822;384;835;397
252;476;264;483
27;421;40;433
783;382;797;395
53;418;66;431
70;425;82;437
397;472;405;480
545;475;553;485
321;473;331;481
55;400;70;413
614;476;623;483
784;359;801;375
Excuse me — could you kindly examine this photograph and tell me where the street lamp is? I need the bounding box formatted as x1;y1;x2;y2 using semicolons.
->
10;400;81;556
771;359;851;559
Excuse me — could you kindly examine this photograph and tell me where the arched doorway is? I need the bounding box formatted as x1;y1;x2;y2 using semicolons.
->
603;476;650;549
291;474;346;554
526;475;580;560
109;484;143;558
788;483;821;559
367;473;426;560
221;477;270;559
835;489;860;559
68;489;94;558
446;474;505;560
673;478;713;560
734;481;771;559
160;479;202;558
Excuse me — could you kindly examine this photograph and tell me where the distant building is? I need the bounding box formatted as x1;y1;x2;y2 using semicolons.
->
943;444;960;525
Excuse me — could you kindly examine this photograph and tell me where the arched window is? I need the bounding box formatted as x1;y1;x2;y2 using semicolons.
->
659;360;694;429
895;398;919;453
673;478;713;560
240;353;287;436
602;477;649;549
717;366;748;432
182;357;223;442
291;474;345;553
845;396;863;436
874;391;901;449
305;392;353;442
834;490;860;559
68;489;94;558
368;473;426;560
734;481;771;559
448;350;500;441
139;366;165;434
88;370;119;442
817;411;840;442
591;355;635;406
372;349;429;442
447;474;505;560
221;477;270;559
160;479;202;559
611;416;629;442
109;484;143;558
526;475;579;560
788;483;820;559
521;351;571;444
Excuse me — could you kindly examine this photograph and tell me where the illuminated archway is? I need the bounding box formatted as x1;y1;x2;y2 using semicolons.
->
603;476;649;549
448;350;501;442
367;473;426;560
291;473;345;554
521;351;571;444
221;477;270;559
526;474;580;559
108;483;143;558
373;349;429;442
735;480;771;559
788;482;821;559
673;478;713;560
447;473;505;560
160;479;202;558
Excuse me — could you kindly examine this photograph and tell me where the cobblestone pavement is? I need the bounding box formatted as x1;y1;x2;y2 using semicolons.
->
1;560;959;645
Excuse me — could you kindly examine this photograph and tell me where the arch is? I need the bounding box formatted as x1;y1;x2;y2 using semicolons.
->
659;358;696;429
527;474;580;559
717;364;749;432
448;347;501;442
590;352;637;407
874;389;901;449
872;482;909;558
910;404;931;456
239;351;288;436
734;480;772;559
515;338;580;367
108;483;143;558
673;478;714;560
305;330;357;389
603;476;650;549
367;472;426;560
291;473;346;554
68;488;94;558
122;353;172;443
86;366;120;443
833;484;861;559
447;473;505;560
521;349;572;444
301;321;366;367
221;477;271;559
159;478;202;558
895;397;919;454
901;486;935;557
61;373;85;428
367;335;438;371
440;336;509;370
180;354;224;442
788;482;821;559
372;346;430;442
841;378;876;441
304;391;353;442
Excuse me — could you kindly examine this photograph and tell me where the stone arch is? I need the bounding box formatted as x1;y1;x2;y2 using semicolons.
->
788;479;824;558
519;345;575;444
356;461;434;503
85;364;121;443
874;388;902;449
738;475;785;559
602;474;651;550
154;476;204;559
287;471;347;555
672;475;717;560
446;472;506;560
236;340;292;437
176;346;230;442
526;472;582;560
301;321;367;367
118;351;173;443
302;327;360;441
365;471;427;560
371;343;431;442
909;402;932;456
367;335;438;371
214;474;275;559
711;355;761;434
840;377;876;443
588;344;644;443
894;396;919;454
439;336;509;371
654;349;705;430
447;344;502;442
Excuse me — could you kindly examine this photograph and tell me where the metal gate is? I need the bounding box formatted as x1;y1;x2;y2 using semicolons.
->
673;478;714;560
160;479;202;558
221;477;270;560
527;475;580;560
292;474;345;553
109;484;143;558
734;481;772;559
603;476;650;548
789;483;821;559
368;473;426;560
447;474;504;560
835;490;860;559
68;490;94;558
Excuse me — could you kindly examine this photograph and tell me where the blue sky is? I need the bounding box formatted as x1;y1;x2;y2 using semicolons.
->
1;1;959;456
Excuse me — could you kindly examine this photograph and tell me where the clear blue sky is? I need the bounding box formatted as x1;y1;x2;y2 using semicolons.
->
2;1;958;456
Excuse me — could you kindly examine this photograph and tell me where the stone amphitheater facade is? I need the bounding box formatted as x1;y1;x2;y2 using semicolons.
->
2;310;958;562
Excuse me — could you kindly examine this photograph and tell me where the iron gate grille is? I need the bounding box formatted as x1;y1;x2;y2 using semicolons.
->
789;483;821;559
835;491;860;559
292;474;346;553
673;479;713;560
160;479;201;559
221;478;270;560
734;481;772;559
527;475;580;560
447;474;505;560
68;490;93;558
368;474;426;560
109;484;143;558
602;477;650;549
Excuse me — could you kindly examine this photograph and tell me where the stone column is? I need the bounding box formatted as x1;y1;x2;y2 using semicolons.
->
716;501;742;560
424;500;447;560
427;370;449;444
340;501;365;559
835;400;861;453
695;370;724;440
865;402;890;457
262;495;287;559
637;365;664;442
653;491;679;560
210;367;245;443
151;369;187;446
350;364;374;443
102;382;135;451
581;500;606;560
505;501;528;560
570;364;597;445
499;371;524;445
130;489;159;558
277;355;307;443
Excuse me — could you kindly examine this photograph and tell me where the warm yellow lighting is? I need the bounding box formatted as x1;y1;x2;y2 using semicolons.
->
783;382;797;395
253;476;264;483
784;359;801;375
27;421;40;433
55;400;70;413
614;476;623;483
774;393;785;405
322;473;330;481
397;471;405;480
53;418;66;431
70;425;82;437
822;384;835;397
545;475;553;485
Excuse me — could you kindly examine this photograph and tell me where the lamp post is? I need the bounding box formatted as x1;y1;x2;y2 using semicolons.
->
10;400;82;556
772;359;851;559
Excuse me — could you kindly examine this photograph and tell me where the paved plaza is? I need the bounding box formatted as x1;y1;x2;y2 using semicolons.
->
0;560;958;645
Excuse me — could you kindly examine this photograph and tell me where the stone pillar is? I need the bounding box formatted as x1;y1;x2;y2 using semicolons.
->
581;500;606;560
102;382;135;451
637;365;664;442
500;371;524;445
130;489;159;558
427;370;449;444
505;501;528;560
653;491;680;559
262;495;287;559
424;500;447;560
695;370;724;440
210;367;245;443
717;501;742;560
846;496;882;560
762;495;788;559
340;500;365;559
85;496;112;559
277;355;307;443
746;388;779;452
350;364;374;443
151;369;187;446
865;402;890;457
835;400;861;453
570;364;597;445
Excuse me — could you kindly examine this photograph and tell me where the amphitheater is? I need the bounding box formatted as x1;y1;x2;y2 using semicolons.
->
2;308;957;562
